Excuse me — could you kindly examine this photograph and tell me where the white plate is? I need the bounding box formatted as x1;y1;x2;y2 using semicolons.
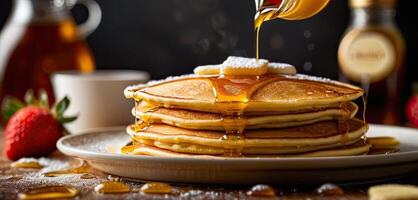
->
57;124;418;184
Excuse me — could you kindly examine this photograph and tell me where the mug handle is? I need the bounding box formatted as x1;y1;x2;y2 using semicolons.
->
76;0;102;37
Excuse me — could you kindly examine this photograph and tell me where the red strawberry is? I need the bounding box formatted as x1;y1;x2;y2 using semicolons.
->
2;90;77;160
406;94;418;128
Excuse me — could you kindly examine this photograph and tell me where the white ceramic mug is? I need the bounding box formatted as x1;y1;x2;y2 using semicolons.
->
51;70;149;134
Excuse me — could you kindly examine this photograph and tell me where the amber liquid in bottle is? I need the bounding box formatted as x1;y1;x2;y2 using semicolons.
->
0;19;95;105
18;186;78;200
338;4;405;125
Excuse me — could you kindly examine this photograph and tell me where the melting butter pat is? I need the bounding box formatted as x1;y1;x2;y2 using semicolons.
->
221;56;268;76
193;56;297;76
267;62;297;75
369;184;418;200
194;65;220;75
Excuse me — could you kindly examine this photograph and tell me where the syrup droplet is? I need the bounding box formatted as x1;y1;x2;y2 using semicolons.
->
80;173;95;179
18;186;78;200
246;184;276;197
140;182;172;194
43;161;90;177
316;183;344;195
11;160;43;169
94;181;131;194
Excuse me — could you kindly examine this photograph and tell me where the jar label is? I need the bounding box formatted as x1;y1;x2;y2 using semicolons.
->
339;32;396;83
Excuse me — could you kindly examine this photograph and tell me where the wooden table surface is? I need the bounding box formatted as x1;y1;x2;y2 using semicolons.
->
1;132;418;200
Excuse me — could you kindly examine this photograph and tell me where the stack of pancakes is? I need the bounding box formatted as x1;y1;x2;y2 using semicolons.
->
123;59;369;158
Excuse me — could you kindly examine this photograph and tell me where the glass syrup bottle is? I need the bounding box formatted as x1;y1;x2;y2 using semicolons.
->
0;0;101;105
338;0;405;125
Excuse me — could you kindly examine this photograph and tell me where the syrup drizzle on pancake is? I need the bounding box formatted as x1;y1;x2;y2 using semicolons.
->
209;76;253;156
134;100;161;132
134;101;140;125
208;75;285;156
255;9;276;60
362;95;367;125
121;141;137;154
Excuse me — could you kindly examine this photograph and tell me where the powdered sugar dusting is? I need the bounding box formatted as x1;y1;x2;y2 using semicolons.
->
222;56;268;69
293;74;332;82
0;155;105;194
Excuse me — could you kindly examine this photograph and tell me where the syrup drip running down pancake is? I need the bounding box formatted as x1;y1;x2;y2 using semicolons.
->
122;56;382;157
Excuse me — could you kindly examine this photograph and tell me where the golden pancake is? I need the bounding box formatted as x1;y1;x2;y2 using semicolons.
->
125;74;363;113
148;138;361;155
133;100;358;130
127;119;368;149
123;140;371;158
135;99;358;116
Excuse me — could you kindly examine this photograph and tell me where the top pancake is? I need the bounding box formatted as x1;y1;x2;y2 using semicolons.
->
125;74;363;113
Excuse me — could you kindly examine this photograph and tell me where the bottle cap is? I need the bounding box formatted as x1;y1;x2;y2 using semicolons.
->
349;0;396;8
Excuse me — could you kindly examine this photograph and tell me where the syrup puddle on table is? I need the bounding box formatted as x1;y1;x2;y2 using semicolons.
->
140;182;173;194
94;181;132;194
11;160;43;169
316;183;345;195
246;184;277;197
367;136;400;155
18;186;78;200
43;160;92;178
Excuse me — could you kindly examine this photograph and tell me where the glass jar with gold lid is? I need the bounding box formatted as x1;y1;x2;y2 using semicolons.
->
338;0;405;124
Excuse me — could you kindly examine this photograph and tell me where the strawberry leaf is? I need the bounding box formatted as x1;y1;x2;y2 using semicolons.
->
24;89;36;105
53;96;70;118
38;89;49;108
1;97;24;120
58;115;78;124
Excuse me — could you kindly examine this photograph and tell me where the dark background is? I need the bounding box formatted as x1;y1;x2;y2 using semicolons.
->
0;0;417;92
